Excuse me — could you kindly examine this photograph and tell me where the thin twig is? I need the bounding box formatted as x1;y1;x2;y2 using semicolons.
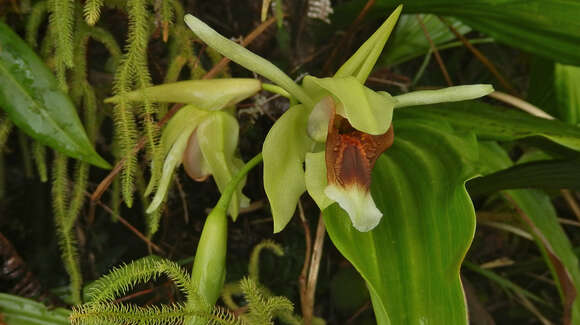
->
416;15;453;86
203;16;277;80
304;213;326;325
298;201;313;324
85;191;165;254
438;16;518;95
346;301;371;324
561;190;580;222
173;175;189;224
488;91;555;120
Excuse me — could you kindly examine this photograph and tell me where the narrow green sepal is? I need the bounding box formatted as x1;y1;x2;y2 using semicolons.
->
334;5;403;83
105;79;261;110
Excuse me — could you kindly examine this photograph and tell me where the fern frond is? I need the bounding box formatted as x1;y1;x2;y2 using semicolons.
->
71;302;188;325
112;0;158;207
87;26;122;66
52;153;83;304
0;117;13;152
154;0;174;42
25;1;48;47
48;0;75;87
112;73;138;207
32;142;48;182
87;255;196;304
72;302;246;325
240;277;294;325
221;282;243;310
67;161;90;222
83;0;104;25
249;240;284;282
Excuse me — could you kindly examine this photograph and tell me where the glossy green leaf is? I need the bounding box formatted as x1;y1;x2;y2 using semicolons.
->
334;0;580;65
0;293;70;325
467;158;580;195
197;111;249;220
324;118;479;324
381;14;471;66
396;101;580;151
104;79;261;110
555;63;580;125
263;105;314;233
0;21;110;169
478;142;580;324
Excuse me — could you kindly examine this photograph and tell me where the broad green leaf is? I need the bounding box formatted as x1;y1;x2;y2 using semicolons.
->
467;158;580;195
0;21;110;169
478;142;580;324
555;63;580;125
303;76;395;135
0;293;70;325
197;111;249;220
334;0;580;65
381;14;471;66
396;101;580;151
263;105;314;233
104;79;261;110
324;118;479;324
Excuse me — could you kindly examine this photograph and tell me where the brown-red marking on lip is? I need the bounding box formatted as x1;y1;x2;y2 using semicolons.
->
325;110;394;190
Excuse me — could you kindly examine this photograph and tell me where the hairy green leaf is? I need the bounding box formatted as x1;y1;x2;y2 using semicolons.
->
0;21;110;169
324;118;479;324
396;101;580;151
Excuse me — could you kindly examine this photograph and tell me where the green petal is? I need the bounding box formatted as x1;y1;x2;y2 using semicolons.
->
263;105;315;232
161;105;208;157
304;151;333;210
146;129;191;214
197;111;249;220
105;79;261;110
184;15;313;106
334;5;403;83
392;85;493;108
304;76;396;135
145;105;207;196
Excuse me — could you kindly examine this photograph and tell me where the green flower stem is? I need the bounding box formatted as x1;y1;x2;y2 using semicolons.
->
262;83;291;99
184;14;314;107
393;84;494;108
189;153;263;310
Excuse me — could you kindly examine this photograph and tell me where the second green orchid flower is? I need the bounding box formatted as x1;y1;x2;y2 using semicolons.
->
106;79;261;220
184;5;493;232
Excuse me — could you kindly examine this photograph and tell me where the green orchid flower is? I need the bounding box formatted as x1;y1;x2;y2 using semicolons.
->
185;5;493;232
106;79;261;219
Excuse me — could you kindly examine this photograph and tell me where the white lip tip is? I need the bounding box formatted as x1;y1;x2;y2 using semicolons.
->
324;184;383;232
